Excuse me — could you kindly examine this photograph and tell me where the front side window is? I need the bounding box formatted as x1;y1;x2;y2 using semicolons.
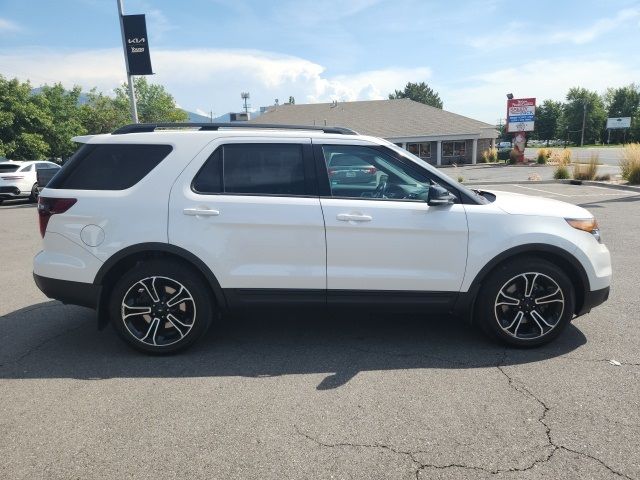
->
193;143;306;196
322;145;448;201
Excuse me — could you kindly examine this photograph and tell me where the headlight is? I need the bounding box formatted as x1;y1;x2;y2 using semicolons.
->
566;218;601;243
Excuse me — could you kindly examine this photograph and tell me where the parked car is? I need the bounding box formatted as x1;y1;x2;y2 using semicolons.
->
497;141;512;149
36;166;63;193
0;160;60;204
33;123;611;354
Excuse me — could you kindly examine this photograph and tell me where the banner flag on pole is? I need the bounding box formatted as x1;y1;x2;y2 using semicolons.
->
122;14;153;75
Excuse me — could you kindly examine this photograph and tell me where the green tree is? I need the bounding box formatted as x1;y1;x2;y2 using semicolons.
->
389;81;443;109
0;75;51;159
288;96;295;104
80;88;130;134
561;87;607;145
603;84;640;143
38;83;87;159
114;77;188;124
534;100;563;145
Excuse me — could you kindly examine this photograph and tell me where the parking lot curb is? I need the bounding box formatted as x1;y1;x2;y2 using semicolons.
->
462;180;559;186
460;180;640;192
560;180;640;193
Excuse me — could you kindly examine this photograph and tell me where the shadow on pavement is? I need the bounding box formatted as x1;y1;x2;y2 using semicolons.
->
0;301;587;389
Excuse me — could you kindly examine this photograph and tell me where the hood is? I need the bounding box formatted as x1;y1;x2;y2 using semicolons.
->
487;190;593;219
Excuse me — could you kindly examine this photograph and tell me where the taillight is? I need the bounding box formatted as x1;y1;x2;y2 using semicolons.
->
328;168;336;176
365;167;377;174
37;197;77;238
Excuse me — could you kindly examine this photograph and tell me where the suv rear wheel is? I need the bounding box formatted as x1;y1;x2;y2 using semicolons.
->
109;260;213;354
476;257;575;347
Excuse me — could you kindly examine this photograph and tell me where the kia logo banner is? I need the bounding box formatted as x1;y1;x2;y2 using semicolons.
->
122;14;153;75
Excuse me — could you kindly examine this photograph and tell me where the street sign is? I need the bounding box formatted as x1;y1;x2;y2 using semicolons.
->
507;97;536;132
606;117;631;129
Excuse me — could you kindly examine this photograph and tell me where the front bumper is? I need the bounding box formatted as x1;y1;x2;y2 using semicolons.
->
33;273;100;309
576;286;610;317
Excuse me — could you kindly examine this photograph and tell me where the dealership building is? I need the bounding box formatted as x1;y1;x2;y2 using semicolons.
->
250;98;498;165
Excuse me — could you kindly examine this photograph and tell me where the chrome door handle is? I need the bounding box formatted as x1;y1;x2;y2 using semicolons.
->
336;213;372;222
183;208;220;217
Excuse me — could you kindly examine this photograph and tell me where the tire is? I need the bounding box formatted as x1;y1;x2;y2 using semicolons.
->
109;259;213;354
476;257;575;347
29;183;39;202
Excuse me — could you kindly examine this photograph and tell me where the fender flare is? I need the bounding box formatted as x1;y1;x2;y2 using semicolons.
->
454;243;589;322
94;243;227;329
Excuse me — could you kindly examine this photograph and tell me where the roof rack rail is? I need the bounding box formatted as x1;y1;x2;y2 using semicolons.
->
111;123;357;135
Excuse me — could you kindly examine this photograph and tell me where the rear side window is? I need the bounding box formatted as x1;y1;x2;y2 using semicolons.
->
48;144;172;190
0;164;20;173
193;143;306;196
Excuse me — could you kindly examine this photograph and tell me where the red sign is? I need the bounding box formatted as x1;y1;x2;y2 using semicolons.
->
507;97;536;133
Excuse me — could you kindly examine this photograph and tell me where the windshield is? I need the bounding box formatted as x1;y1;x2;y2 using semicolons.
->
0;164;20;173
383;142;490;204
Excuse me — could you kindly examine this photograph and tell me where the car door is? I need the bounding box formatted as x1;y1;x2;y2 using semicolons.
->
169;137;326;304
315;140;469;304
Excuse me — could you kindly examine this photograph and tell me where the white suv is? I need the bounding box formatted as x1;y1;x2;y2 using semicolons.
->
0;160;60;203
33;123;611;353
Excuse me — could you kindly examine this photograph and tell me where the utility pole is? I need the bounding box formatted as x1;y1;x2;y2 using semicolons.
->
117;0;138;123
241;92;250;114
580;101;587;147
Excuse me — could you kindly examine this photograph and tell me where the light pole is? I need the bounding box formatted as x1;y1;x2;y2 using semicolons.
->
580;101;587;147
117;0;138;123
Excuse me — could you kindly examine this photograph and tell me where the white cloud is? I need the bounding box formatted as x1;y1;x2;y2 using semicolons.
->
0;17;21;33
0;47;430;114
469;7;640;49
442;58;640;123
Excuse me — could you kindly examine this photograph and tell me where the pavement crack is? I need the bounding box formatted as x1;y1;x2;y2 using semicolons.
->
496;351;634;480
294;424;422;464
0;323;84;368
559;355;640;367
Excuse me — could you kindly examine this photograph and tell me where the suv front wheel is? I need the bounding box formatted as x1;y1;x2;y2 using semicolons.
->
109;260;213;354
476;257;576;347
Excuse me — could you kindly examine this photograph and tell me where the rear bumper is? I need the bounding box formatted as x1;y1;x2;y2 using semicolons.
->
576;286;610;317
33;273;100;309
0;186;24;198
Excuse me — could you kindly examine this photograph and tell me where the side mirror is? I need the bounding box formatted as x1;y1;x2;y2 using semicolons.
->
427;185;456;206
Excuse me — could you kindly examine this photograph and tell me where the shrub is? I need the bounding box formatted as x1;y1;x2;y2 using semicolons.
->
573;154;599;181
620;143;640;185
536;148;552;164
482;147;498;163
594;173;611;181
497;149;510;161
457;175;464;183
554;166;570;179
508;149;519;164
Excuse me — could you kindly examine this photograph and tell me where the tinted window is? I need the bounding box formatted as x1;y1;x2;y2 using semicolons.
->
193;143;306;196
48;144;172;190
36;162;56;170
0;164;20;173
322;145;455;202
329;155;370;167
192;149;222;193
19;164;34;172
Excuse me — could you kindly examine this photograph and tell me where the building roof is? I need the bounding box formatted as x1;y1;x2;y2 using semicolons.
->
249;98;496;139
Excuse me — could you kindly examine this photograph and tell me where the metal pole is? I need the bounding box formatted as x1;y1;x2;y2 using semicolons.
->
117;0;138;123
580;101;587;147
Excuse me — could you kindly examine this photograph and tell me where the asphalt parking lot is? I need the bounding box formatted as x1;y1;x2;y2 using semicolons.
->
1;184;639;480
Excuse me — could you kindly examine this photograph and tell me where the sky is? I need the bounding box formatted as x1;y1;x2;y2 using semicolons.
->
0;0;639;124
